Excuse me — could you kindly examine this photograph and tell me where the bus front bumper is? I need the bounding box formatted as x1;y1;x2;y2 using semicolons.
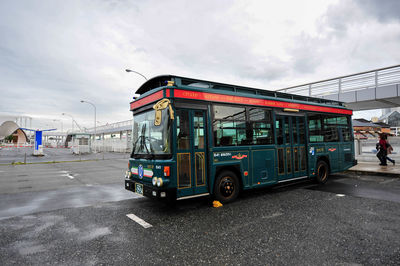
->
125;179;176;200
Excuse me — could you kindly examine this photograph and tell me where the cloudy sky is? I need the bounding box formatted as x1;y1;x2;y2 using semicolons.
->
1;0;400;131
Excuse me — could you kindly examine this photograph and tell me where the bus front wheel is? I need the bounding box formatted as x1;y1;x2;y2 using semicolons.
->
315;160;329;184
214;171;239;203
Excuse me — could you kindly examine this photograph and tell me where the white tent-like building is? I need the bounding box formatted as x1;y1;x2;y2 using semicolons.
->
0;121;28;143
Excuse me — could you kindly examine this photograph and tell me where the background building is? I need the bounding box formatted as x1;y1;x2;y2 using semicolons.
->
0;121;29;144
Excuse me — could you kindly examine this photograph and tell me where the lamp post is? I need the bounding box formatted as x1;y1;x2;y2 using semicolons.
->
62;113;74;132
53;119;63;147
62;113;82;132
80;100;97;151
53;119;63;133
125;69;148;81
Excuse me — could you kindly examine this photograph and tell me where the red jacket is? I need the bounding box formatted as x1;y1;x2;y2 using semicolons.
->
379;139;387;150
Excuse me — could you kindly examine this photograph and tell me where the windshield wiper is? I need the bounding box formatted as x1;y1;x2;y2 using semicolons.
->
147;136;155;159
132;124;156;159
131;137;141;157
131;136;156;159
131;124;147;157
139;135;150;155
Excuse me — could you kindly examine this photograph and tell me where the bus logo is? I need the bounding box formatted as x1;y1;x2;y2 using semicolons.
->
232;153;247;160
138;165;144;179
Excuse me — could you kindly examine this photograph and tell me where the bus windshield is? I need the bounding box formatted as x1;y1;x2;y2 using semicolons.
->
131;108;171;158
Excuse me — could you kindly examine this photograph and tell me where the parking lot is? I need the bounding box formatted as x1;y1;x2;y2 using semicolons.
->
0;156;399;265
0;146;128;164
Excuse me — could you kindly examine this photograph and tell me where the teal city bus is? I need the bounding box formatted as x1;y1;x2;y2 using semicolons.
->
124;75;357;203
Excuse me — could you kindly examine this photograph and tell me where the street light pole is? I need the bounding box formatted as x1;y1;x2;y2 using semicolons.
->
53;119;63;133
62;113;74;132
125;69;148;81
62;113;82;132
53;119;63;147
80;100;97;151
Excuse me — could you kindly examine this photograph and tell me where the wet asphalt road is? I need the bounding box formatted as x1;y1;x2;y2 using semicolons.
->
0;160;399;265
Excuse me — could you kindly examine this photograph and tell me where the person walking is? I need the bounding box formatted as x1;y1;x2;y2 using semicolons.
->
386;138;395;165
376;134;388;166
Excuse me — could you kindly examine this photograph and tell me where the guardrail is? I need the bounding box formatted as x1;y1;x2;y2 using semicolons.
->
277;64;400;97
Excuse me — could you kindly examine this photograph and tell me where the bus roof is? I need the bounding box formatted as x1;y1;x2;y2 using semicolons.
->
136;75;346;107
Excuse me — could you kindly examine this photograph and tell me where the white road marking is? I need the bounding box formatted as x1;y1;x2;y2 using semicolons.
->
59;170;75;179
60;173;74;179
336;194;345;197
126;214;153;228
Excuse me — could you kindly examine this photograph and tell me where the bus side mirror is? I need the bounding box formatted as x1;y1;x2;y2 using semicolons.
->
153;99;174;126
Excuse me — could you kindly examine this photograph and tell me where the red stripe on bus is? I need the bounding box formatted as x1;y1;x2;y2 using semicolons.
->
130;90;164;110
174;89;353;115
166;89;170;98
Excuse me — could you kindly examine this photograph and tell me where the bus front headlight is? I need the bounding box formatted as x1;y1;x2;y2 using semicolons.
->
125;171;131;179
152;177;157;186
157;178;163;187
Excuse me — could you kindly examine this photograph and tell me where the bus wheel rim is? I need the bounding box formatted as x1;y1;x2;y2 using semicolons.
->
220;177;234;198
318;165;327;180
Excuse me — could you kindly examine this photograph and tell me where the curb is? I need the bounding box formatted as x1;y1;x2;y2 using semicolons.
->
345;169;400;178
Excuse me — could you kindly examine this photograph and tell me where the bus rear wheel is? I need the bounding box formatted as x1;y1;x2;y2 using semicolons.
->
315;160;329;184
214;171;239;203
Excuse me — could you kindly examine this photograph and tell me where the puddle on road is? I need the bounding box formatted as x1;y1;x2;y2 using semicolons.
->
79;227;112;241
14;240;46;256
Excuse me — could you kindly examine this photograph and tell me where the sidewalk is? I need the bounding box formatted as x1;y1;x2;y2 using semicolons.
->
348;161;400;177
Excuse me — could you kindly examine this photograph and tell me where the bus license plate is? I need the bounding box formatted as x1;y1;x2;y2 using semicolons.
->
135;183;143;195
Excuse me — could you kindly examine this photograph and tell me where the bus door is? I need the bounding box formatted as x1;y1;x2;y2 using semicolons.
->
176;109;208;198
276;114;307;181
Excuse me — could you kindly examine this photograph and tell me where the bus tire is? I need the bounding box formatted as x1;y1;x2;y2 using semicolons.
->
315;160;329;184
214;171;239;203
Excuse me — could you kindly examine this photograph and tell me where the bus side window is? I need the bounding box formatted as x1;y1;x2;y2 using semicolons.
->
298;118;305;144
177;110;190;150
276;119;283;145
249;108;273;145
308;115;323;142
213;105;246;146
324;116;339;142
285;117;290;144
194;112;204;149
340;116;352;141
341;127;351;141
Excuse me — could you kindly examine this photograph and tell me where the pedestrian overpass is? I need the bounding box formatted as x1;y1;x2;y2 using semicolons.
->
276;64;400;111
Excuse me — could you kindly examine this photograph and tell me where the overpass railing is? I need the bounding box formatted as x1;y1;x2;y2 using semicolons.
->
84;119;133;134
277;64;400;97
